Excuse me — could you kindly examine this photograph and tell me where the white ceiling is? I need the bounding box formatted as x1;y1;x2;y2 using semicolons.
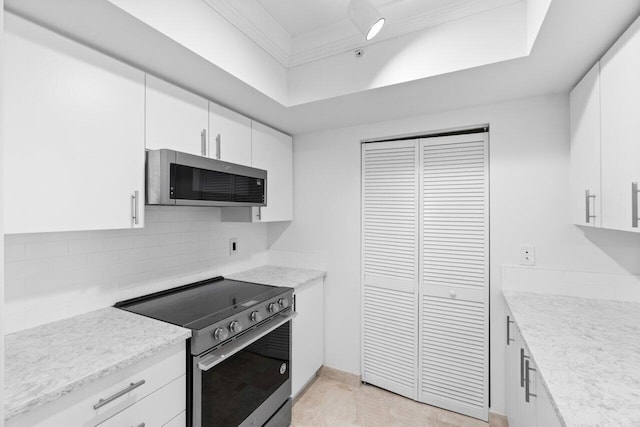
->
255;0;453;38
203;0;520;67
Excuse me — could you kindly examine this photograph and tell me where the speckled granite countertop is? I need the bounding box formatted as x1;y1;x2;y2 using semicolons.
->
4;307;191;421
228;265;326;289
503;291;640;427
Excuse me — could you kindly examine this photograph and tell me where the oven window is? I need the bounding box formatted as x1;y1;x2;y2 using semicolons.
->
201;322;290;426
170;163;265;203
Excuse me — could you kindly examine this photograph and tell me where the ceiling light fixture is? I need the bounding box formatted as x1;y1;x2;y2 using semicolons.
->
348;0;385;41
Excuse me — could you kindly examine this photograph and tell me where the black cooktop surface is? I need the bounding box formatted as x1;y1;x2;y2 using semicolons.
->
115;277;288;330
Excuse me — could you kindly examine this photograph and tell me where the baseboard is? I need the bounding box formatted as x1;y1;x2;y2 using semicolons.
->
318;365;362;388
489;412;508;427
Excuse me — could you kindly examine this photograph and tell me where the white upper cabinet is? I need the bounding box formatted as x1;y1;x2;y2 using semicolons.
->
569;15;640;233
251;122;293;222
4;13;145;234
145;75;209;156
221;121;293;223
600;16;640;232
569;62;602;227
208;103;252;166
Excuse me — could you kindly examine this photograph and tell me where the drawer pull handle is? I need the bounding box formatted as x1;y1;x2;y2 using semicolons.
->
506;316;515;345
585;190;596;224
632;182;639;228
525;359;537;403
133;424;145;427
93;380;146;410
520;348;530;388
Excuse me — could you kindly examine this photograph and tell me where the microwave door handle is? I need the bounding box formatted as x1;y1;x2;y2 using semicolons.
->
197;310;297;372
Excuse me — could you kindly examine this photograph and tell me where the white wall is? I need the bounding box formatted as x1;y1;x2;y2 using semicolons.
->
106;0;289;105
267;93;640;414
288;3;527;105
4;207;268;334
526;0;553;51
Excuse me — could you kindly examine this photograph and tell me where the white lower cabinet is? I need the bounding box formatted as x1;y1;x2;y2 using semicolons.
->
163;411;186;427
98;376;186;427
291;278;325;397
505;311;561;427
535;376;562;427
7;344;186;427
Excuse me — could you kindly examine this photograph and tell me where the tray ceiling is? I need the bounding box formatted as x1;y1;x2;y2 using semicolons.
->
202;0;520;67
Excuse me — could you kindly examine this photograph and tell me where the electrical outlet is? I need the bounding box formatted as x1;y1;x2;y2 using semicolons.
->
520;246;535;266
229;238;238;255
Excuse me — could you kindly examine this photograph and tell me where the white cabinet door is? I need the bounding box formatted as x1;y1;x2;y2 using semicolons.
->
251;121;293;222
291;278;324;398
515;331;537;427
570;62;602;227
536;374;562;427
145;74;209;156
163;411;186;427
4;13;145;234
600;16;640;232
209;103;252;166
505;312;519;426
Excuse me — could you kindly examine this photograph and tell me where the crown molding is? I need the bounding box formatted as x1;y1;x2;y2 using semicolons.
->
201;0;291;67
204;0;521;69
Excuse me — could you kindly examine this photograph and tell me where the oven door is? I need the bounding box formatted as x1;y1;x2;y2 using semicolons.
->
192;311;295;427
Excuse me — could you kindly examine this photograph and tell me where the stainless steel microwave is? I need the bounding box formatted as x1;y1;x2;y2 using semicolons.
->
146;149;267;207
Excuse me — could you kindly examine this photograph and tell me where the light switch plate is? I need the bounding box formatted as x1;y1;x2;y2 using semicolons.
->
229;238;238;255
520;246;535;266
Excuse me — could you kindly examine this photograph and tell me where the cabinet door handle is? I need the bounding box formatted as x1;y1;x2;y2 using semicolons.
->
632;182;639;228
257;206;262;221
585;190;596;224
520;348;530;388
506;316;515;345
131;191;139;226
93;380;146;410
525;360;537;402
201;129;207;156
216;134;221;159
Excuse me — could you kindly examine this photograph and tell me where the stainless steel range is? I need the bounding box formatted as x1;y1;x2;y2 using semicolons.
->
115;277;296;427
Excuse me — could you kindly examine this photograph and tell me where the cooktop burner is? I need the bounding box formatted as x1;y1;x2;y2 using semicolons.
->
115;277;288;331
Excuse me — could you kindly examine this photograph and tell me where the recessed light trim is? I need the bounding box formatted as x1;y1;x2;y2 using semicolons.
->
366;18;385;40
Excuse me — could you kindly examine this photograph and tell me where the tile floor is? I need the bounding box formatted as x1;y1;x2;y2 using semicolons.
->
292;376;492;427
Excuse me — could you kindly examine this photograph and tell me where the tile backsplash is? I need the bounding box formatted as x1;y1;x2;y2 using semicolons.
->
502;265;640;302
4;206;268;333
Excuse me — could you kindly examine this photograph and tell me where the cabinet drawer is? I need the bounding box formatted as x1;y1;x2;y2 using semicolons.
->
98;375;185;427
8;344;186;427
163;411;186;427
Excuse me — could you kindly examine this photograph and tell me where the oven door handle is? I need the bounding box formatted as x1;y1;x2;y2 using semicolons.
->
197;310;297;372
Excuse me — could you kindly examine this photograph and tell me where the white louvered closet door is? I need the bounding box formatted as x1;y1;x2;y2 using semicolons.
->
361;140;419;400
419;133;489;421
